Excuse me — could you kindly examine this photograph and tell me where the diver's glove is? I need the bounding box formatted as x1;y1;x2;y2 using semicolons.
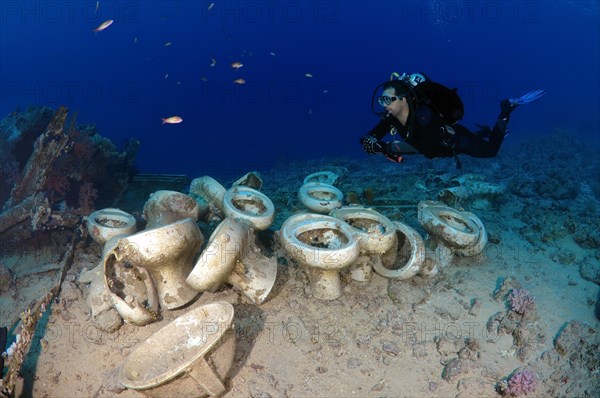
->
360;135;385;155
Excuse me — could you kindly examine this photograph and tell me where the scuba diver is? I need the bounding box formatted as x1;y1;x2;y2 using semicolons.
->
359;72;546;168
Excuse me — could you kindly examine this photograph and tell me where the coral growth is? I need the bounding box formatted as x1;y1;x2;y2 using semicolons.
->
508;288;536;315
498;368;538;396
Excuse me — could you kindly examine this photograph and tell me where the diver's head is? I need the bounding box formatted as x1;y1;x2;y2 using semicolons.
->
379;81;411;124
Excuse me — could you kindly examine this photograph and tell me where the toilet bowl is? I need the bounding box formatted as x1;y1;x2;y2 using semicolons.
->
103;238;160;325
280;213;360;300
222;186;275;231
298;182;343;214
417;201;481;249
453;211;487;256
303;171;339;186
330;207;397;282
86;208;137;246
186;217;277;305
113;218;203;309
372;221;427;280
120;301;236;398
417;201;487;267
143;190;202;229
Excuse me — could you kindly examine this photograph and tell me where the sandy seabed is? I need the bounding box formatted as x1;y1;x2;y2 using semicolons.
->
1;133;599;398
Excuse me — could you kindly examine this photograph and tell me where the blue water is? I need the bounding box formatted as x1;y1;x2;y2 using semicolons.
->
1;1;598;179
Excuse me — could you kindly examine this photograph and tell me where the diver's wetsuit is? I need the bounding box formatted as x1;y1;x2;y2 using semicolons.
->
366;102;511;159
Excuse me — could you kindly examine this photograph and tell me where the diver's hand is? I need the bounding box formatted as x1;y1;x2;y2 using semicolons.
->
360;135;384;155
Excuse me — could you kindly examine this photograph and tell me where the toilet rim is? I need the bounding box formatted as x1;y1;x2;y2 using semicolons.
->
419;205;480;247
372;221;425;280
299;182;343;200
120;302;234;389
303;171;339;186
455;211;487;256
223;186;275;230
87;208;136;229
329;207;397;253
298;182;343;213
281;214;359;269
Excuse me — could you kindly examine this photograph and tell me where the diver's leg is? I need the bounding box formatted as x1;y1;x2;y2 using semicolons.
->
452;125;499;158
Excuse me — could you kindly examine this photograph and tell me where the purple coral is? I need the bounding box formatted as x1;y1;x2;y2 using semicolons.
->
508;288;536;315
505;369;538;396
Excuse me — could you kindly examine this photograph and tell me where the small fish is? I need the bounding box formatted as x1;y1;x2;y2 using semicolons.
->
93;19;113;33
164;73;169;79
305;73;313;78
200;76;208;82
234;78;246;84
308;108;312;115
133;37;138;44
161;116;183;124
95;1;100;13
210;58;216;67
323;89;328;94
231;62;243;69
208;3;215;11
176;81;181;85
269;52;276;56
164;41;172;47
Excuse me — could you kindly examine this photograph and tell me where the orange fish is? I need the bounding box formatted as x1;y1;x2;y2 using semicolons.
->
234;78;246;84
93;19;113;33
231;62;243;69
161;116;183;124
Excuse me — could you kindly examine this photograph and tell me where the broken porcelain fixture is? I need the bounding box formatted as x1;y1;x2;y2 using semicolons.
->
222;186;275;231
418;200;487;264
437;180;505;207
112;218;203;309
303;171;340;186
298;182;343;214
142;190;201;229
330;207;397;282
120;301;236;398
375;221;429;279
280;213;360;300
78;238;124;331
103;238;160;326
86;208;137;246
232;171;263;190
186;217;277;305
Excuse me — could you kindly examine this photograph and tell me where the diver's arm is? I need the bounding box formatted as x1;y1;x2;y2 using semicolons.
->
359;118;393;154
366;118;393;140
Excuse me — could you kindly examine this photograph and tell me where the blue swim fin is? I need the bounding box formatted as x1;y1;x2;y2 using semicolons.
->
509;89;546;106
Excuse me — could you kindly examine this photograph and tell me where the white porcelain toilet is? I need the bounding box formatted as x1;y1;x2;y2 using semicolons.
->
222;186;275;230
298;182;343;214
280;213;360;300
417;200;488;266
330;207;397;282
86;208;137;246
186;217;277;305
112;218;203;309
142;190;201;229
